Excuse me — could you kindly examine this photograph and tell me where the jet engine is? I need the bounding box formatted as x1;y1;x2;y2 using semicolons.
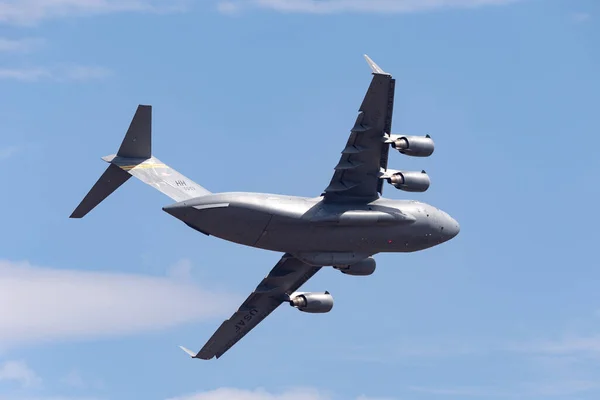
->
391;134;435;157
289;291;333;313
384;169;430;192
334;257;376;276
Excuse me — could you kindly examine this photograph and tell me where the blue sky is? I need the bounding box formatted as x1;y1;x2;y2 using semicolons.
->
0;0;599;399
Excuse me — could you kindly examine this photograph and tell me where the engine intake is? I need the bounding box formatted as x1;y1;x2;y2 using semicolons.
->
385;170;430;192
391;134;435;157
289;291;333;313
334;257;376;276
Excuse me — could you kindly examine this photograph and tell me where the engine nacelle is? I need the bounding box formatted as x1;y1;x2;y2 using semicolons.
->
334;257;376;276
383;169;430;192
391;134;435;157
289;291;333;313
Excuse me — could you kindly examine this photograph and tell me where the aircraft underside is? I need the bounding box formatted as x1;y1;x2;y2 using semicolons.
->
162;193;446;256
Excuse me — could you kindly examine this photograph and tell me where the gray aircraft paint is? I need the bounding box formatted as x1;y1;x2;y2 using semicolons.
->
163;193;457;256
70;55;460;360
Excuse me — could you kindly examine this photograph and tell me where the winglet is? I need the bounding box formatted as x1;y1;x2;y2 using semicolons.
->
179;346;198;358
364;54;390;76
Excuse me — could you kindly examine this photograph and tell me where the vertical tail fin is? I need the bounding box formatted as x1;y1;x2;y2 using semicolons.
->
70;105;210;219
116;104;152;159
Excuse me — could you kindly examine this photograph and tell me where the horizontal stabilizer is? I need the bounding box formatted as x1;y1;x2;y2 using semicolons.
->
70;164;131;218
70;104;211;219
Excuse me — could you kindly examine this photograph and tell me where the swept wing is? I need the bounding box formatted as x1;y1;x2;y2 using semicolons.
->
182;254;321;360
322;55;396;202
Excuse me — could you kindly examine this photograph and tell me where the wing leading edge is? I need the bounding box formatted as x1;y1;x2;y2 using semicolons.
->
323;55;395;202
182;254;321;360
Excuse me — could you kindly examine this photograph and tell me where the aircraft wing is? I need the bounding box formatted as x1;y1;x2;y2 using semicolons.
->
322;55;396;202
181;254;321;360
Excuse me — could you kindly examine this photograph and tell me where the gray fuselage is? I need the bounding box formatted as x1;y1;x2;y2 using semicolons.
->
162;192;460;262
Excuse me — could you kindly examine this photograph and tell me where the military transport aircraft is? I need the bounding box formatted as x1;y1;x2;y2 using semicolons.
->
70;55;460;360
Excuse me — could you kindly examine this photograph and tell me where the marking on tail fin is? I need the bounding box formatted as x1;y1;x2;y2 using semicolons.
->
107;155;209;202
119;163;167;171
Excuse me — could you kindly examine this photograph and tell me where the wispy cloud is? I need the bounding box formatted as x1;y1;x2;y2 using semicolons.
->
356;396;396;400
0;145;19;160
0;37;43;52
0;65;111;82
216;0;523;14
60;370;87;389
0;0;189;25
410;380;600;398
167;258;193;281
60;65;112;81
521;380;600;397
509;335;600;358
571;12;591;23
0;360;41;388
0;259;238;350
216;1;240;15
0;382;388;400
402;332;600;398
166;387;388;400
346;337;498;363
0;67;51;81
409;385;509;397
167;387;330;400
0;396;105;400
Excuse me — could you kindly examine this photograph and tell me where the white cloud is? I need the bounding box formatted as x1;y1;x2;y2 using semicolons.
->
0;0;188;25
410;381;600;397
166;387;387;400
0;65;111;82
0;384;389;400
0;260;238;350
0;37;43;52
0;360;41;388
167;388;330;400
217;0;522;14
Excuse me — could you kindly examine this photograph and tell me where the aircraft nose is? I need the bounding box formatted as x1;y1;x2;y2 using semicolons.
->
446;216;460;239
437;209;460;241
